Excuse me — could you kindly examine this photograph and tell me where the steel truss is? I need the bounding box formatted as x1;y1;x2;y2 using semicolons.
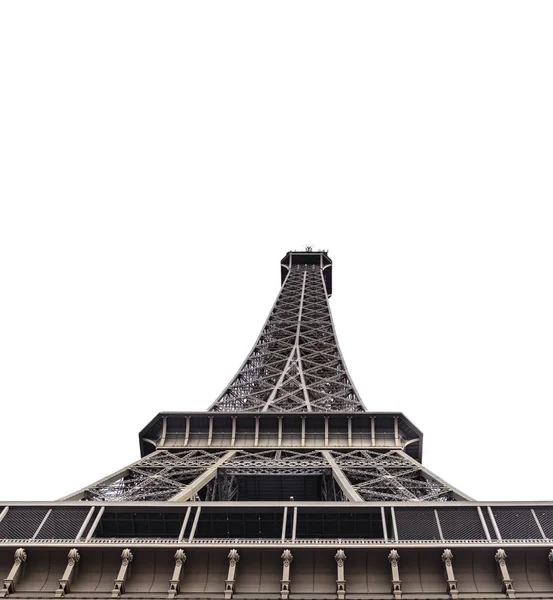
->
224;449;330;472
81;450;229;501
209;264;365;412
76;448;466;503
329;450;467;502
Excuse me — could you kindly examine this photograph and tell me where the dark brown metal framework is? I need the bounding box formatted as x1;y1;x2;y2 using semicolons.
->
2;250;552;599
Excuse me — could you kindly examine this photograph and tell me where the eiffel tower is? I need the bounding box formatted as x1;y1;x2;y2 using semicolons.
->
1;249;553;599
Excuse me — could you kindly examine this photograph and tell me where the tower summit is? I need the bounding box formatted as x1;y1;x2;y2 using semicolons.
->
2;250;553;599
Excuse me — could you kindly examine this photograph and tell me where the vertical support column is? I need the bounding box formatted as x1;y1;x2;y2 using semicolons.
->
75;506;95;541
335;550;346;600
254;416;260;447
390;507;399;541
184;416;190;446
388;550;401;600
225;550;240;600
168;550;186;599
301;417;306;447
160;416;168;446
86;506;105;541
325;417;329;447
112;549;133;598
381;507;388;542
370;417;376;447
178;507;192;542
487;507;502;540
188;507;202;541
231;417;236;447
291;507;298;542
208;416;213;446
280;550;293;600
278;417;283;447
281;507;288;541
441;550;458;599
347;417;352;447
495;549;515;598
477;507;491;541
393;416;400;446
55;549;80;598
435;510;444;541
1;549;27;598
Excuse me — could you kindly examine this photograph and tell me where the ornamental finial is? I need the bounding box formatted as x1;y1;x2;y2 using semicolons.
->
174;549;186;564
14;548;27;564
335;549;347;565
228;549;240;565
495;549;507;563
441;549;454;563
121;549;133;565
388;549;400;563
281;549;293;565
67;548;80;564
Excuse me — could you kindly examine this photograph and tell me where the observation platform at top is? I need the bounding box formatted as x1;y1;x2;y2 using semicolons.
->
281;249;332;295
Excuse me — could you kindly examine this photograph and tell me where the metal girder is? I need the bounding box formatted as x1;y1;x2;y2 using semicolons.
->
223;449;329;471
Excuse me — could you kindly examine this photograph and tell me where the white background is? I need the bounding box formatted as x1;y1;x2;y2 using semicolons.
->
1;2;552;502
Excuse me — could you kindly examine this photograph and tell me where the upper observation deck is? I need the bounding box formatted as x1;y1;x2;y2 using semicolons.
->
281;249;332;295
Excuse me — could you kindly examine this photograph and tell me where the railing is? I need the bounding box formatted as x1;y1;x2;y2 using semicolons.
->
2;503;553;546
1;536;552;546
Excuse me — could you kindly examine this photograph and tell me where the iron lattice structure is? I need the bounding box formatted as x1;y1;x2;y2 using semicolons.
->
82;450;230;502
73;447;462;503
209;257;365;412
2;250;552;600
62;250;468;504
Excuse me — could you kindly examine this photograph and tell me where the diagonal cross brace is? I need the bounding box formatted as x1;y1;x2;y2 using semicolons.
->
169;450;237;502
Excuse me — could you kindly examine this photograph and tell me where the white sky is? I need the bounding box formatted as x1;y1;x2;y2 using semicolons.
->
1;2;552;503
